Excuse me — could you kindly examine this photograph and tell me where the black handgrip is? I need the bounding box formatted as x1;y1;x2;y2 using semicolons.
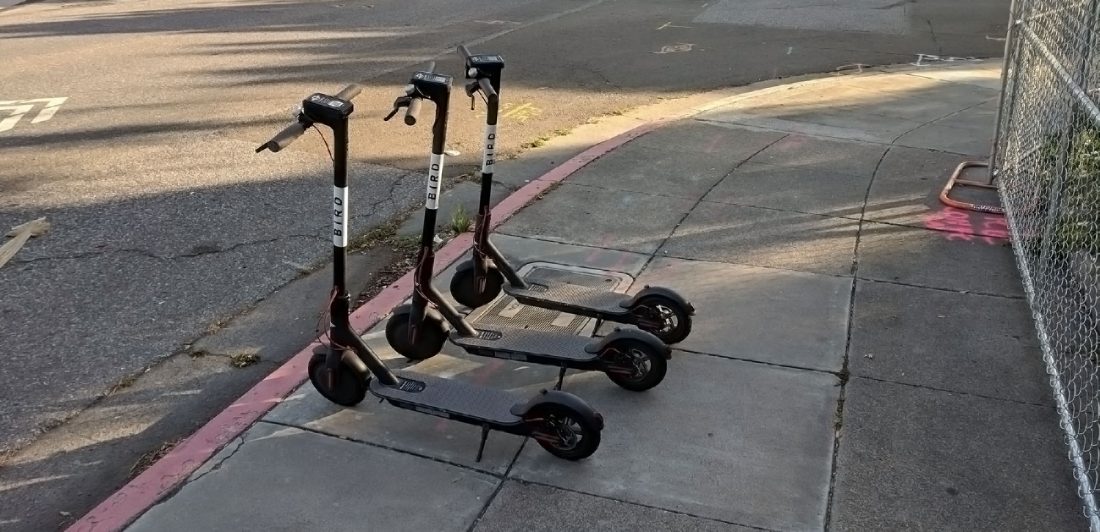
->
404;98;422;126
478;77;497;99
256;120;308;153
335;83;363;101
457;44;473;62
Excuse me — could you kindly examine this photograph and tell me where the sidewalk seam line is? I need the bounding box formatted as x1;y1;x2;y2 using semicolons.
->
507;478;781;532
693;117;988;157
856;276;1024;300
823;144;889;530
675;347;843;377
889;98;997;144
464;434;530;532
640;134;792;275
849;375;1055;409
261;420;510;477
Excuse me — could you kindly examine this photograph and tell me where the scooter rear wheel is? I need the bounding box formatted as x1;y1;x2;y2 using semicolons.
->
601;339;668;392
385;310;446;361
449;261;504;308
308;351;368;406
632;295;693;344
525;404;601;460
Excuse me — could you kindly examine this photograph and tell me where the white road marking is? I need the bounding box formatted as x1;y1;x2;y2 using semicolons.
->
0;104;34;133
0;97;68;132
910;53;981;67
656;21;692;30
654;43;695;54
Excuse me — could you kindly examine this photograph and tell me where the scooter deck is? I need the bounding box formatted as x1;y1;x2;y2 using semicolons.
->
369;370;521;424
504;280;630;317
450;326;597;362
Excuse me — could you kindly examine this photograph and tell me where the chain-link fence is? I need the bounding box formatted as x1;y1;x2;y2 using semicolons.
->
993;0;1100;527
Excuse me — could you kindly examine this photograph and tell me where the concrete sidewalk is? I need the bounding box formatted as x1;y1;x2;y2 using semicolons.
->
111;60;1079;531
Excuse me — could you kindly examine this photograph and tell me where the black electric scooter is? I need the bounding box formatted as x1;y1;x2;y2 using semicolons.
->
383;66;671;392
448;46;695;345
256;82;603;461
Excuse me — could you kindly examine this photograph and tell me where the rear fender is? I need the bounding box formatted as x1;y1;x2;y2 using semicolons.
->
391;303;446;328
510;389;604;430
583;328;671;358
622;285;695;314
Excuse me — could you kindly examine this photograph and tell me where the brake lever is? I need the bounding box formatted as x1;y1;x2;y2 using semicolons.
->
384;95;413;121
465;81;489;111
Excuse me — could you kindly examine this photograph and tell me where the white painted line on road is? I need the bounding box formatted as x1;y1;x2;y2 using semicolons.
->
656;21;692;30
836;63;868;73
654;43;695;54
0;97;67;132
28;97;67;123
0;104;33;133
910;53;981;67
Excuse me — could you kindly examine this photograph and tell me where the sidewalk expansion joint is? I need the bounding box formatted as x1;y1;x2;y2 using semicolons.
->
639;134;792;275
850;375;1055;409
675;347;842;378
260;420;507;478
511;479;781;532
855;276;1025;300
465;440;527;532
824;145;889;529
693;117;993;157
889;97;997;145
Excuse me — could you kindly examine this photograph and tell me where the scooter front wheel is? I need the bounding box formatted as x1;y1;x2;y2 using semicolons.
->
449;261;504;308
524;404;601;460
385;310;446;361
601;339;668;392
631;295;693;344
308;351;368;406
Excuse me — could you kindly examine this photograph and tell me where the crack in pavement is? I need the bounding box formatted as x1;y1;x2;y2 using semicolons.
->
925;18;943;56
182;435;246;485
10;234;326;266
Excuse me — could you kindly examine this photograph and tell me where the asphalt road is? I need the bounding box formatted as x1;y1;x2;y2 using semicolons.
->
0;0;1007;527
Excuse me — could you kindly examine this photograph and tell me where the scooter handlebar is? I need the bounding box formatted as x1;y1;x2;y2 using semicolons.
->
256;119;308;153
257;83;362;153
335;83;363;101
457;44;473;62
404;97;422;126
478;77;497;100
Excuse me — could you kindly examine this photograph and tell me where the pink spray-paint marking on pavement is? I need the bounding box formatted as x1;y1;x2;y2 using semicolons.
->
922;206;1009;245
66;122;662;532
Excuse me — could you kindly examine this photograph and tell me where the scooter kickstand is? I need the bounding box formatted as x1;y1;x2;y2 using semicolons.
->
476;425;490;462
554;366;567;391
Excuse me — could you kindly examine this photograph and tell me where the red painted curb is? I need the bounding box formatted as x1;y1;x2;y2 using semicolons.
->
66;122;659;532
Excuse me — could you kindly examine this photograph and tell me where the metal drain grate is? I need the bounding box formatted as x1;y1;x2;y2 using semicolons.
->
467;262;632;335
